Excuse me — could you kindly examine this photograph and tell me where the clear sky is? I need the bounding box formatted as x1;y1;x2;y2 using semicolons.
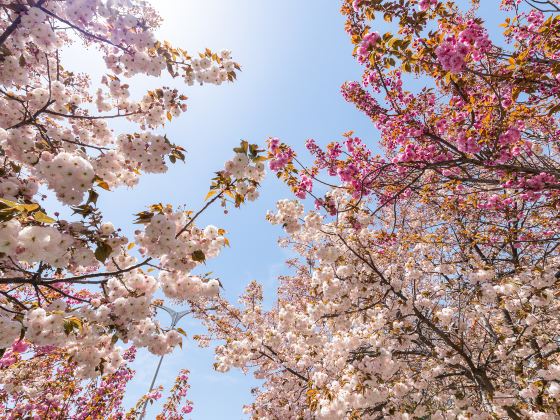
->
120;2;375;418
60;0;504;418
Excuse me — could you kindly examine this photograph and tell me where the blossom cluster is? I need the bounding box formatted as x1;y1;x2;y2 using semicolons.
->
0;0;248;411
206;190;560;418
357;31;379;63
419;0;438;10
435;21;491;72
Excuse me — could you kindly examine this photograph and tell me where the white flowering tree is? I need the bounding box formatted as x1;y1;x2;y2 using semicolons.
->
0;0;265;415
193;0;560;418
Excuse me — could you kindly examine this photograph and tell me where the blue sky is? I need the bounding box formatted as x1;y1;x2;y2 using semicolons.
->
60;0;505;417
123;2;375;418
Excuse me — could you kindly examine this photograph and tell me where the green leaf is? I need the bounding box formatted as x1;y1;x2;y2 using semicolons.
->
33;211;56;224
72;204;94;217
169;149;185;164
0;198;21;209
133;210;154;224
22;203;39;212
191;250;206;263
87;190;99;205
94;242;113;263
233;140;249;154
97;180;110;191
63;318;82;335
205;190;217;201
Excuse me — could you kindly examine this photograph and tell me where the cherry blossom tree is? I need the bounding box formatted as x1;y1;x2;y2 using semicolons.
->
0;0;265;416
198;0;560;418
0;344;193;419
0;345;137;419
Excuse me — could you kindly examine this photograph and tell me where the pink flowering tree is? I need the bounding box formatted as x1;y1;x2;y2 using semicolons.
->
0;0;265;416
0;345;137;419
197;0;560;418
0;344;194;419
